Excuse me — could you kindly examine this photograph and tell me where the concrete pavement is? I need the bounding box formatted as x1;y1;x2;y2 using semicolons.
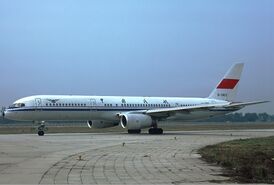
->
0;130;273;184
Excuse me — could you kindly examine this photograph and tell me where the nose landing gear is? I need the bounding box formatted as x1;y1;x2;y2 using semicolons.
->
38;130;44;136
37;122;47;136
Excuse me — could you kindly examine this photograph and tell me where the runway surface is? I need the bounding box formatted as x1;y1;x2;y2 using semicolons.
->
0;129;274;184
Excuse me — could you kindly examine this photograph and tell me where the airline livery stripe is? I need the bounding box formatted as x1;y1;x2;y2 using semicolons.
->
217;79;239;89
7;108;145;112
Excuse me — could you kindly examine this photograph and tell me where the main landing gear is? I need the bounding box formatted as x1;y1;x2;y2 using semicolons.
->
148;120;163;135
148;128;163;134
127;123;164;135
127;128;163;134
127;129;141;134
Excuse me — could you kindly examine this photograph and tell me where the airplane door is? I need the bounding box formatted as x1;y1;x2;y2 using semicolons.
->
90;99;97;111
35;98;42;111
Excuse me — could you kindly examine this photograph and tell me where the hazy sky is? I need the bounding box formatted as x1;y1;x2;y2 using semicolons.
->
0;0;273;113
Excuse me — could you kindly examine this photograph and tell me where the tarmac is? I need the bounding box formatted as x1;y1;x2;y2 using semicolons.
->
0;129;274;184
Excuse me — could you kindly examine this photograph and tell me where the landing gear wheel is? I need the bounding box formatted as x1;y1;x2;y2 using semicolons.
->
37;122;47;136
128;129;141;134
38;130;44;136
148;128;163;135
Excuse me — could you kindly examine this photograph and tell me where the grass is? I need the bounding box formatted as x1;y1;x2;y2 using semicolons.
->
198;136;274;183
0;122;274;134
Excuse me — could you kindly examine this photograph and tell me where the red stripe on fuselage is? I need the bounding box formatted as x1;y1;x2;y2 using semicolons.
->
217;79;239;89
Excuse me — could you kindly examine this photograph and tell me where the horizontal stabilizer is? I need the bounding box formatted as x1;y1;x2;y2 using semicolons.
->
225;101;270;108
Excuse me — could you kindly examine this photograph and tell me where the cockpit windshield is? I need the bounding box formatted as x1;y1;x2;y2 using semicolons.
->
9;103;25;108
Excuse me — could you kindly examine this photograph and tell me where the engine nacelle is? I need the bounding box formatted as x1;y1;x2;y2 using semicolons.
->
120;114;153;130
87;120;119;128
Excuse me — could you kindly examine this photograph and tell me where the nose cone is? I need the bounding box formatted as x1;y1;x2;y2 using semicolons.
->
4;110;16;120
1;107;6;118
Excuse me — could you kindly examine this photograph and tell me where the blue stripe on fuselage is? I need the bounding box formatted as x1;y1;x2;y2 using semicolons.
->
7;107;146;112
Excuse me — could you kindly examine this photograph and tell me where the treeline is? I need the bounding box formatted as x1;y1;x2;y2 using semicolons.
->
0;113;273;125
202;113;274;122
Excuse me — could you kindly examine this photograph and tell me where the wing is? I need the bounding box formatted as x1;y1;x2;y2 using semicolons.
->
145;101;269;118
145;103;228;118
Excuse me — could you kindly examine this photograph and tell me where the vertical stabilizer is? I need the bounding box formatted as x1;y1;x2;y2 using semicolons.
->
208;63;244;102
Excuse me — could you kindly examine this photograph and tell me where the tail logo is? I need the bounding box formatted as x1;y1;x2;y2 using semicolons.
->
217;79;239;89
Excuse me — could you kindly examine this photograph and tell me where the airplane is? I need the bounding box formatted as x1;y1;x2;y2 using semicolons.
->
2;63;268;136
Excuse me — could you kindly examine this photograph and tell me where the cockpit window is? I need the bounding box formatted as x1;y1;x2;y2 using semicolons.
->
9;103;25;108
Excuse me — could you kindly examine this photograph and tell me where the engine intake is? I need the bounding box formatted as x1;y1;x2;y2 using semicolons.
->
120;114;152;130
87;120;119;128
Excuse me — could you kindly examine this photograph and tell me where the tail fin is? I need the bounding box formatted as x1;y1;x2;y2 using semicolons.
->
208;63;244;102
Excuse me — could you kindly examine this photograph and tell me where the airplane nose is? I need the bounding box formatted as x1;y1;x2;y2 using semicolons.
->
1;107;5;118
3;110;12;120
4;112;12;120
4;109;21;120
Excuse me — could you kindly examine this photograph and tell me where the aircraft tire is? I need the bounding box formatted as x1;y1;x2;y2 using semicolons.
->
38;131;44;136
149;128;163;135
127;129;141;134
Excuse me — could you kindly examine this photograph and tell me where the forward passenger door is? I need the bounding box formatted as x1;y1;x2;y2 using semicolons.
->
90;99;97;111
35;98;42;111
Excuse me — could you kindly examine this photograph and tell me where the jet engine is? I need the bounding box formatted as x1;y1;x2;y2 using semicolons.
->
87;120;119;128
120;113;153;130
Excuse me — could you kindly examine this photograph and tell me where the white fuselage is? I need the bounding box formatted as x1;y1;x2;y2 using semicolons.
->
5;95;234;123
